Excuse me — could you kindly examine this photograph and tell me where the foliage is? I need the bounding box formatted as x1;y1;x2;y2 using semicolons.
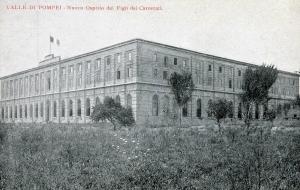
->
207;99;233;132
294;95;300;107
91;97;135;130
240;64;278;128
1;123;300;189
169;71;194;126
265;109;276;123
116;107;135;128
240;64;278;104
283;103;291;116
277;104;282;115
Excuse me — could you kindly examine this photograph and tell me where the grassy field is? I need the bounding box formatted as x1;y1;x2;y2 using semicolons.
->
0;121;300;190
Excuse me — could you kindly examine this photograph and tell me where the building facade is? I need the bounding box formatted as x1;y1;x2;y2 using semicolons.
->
0;39;299;125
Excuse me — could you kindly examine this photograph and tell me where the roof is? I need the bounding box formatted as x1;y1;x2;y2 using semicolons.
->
0;38;299;79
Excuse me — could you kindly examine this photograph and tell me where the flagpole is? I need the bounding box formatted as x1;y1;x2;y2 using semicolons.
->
49;35;52;55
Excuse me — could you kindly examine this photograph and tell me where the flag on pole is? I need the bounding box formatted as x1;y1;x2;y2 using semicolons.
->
56;39;60;46
50;36;54;43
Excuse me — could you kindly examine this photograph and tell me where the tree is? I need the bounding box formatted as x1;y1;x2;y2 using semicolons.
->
91;97;135;130
265;109;276;125
277;104;282;115
116;107;135;128
169;71;194;126
283;103;291;116
294;95;300;107
207;99;233;132
240;64;278;128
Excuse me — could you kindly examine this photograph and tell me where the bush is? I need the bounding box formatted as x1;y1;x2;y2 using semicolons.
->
265;109;276;123
91;97;135;130
116;107;135;127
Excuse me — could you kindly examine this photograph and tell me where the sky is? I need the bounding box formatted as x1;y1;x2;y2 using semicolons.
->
0;0;300;78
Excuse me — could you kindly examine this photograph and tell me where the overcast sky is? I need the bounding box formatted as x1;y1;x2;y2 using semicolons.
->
0;0;299;78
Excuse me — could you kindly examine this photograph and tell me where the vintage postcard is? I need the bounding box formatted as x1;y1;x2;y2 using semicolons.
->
0;0;299;189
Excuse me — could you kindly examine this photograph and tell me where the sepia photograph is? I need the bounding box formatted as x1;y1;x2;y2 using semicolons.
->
0;0;300;189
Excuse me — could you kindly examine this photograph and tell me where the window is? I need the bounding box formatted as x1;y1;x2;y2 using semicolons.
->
85;61;92;85
228;101;233;118
35;103;38;118
153;69;158;78
53;69;57;90
35;75;39;94
127;67;132;78
1;108;4;120
61;67;66;90
238;103;242;119
10;80;13;96
19;78;23;97
86;98;90;116
10;106;12;118
164;56;168;67
61;100;65;117
40;102;44;117
15;105;17;118
207;100;212;117
152;95;159;116
46;71;51;91
30;104;33;118
207;77;212;86
95;97;100;105
153;53;157;62
76;63;82;87
14;79;18;97
255;103;259;119
116;95;121;104
163;71;168;80
197;99;201;118
219;66;222;73
77;99;81;116
40;72;45;93
19;105;22;118
117;53;121;63
183;60;187;67
53;101;57;117
106;56;111;65
229;79;232;88
128;52;132;61
162;95;169;116
95;59;101;83
208;65;212;71
174;58;177;65
69;100;73;117
182;103;188;117
68;65;74;89
127;94;132;108
117;70;121;80
25;105;27;118
238;70;241;76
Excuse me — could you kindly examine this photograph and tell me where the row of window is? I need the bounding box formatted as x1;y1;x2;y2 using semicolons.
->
151;95;203;118
150;95;268;120
1;52;134;100
0;95;133;120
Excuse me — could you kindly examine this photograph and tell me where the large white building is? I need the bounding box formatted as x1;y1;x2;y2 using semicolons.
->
0;39;299;125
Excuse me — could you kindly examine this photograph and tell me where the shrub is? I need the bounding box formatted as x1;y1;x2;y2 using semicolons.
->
116;107;135;127
207;99;233;132
265;109;276;123
91;97;135;130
